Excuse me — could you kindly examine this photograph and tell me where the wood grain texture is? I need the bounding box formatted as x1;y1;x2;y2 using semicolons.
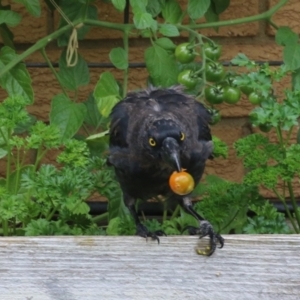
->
0;235;299;300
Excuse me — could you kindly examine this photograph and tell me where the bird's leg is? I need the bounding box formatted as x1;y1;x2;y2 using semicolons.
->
182;196;224;256
125;195;165;243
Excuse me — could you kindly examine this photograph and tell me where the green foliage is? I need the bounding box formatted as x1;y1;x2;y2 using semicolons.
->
145;45;179;87
233;46;300;233
106;216;136;236
243;202;291;234
0;94;116;236
0;10;21;26
0;0;293;237
212;136;228;159
58;51;90;90
0;47;33;103
50;94;87;141
194;179;261;233
109;47;128;70
93;72;121;117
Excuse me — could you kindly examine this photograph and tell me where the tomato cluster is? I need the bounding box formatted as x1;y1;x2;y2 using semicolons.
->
174;41;266;127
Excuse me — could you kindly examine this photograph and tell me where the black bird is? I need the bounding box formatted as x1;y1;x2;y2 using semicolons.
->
108;86;224;255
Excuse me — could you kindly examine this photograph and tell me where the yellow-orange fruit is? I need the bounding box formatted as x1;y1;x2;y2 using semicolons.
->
169;170;195;195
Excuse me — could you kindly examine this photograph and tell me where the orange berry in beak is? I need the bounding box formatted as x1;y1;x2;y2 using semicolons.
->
169;170;195;195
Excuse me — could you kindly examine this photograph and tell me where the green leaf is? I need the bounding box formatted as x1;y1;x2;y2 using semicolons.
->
188;0;210;19
275;26;298;47
83;93;103;127
65;199;90;215
212;0;230;14
106;217;121;235
112;0;126;11
155;37;176;51
146;0;164;17
106;216;135;236
0;10;21;26
159;24;179;37
0;147;7;159
161;0;182;24
205;4;219;23
292;68;300;91
130;0;147;13
145;45;179;87
8;165;34;193
0;24;15;48
133;11;154;29
231;53;253;67
0;126;9;147
109;47;128;70
50;94;87;141
106;187;127;221
212;135;228;158
283;43;300;71
58;51;90;90
14;0;41;17
93;72;121;117
0;46;33;103
57;1;97;47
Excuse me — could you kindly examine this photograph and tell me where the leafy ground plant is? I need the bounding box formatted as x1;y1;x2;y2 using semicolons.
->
0;95;116;236
233;26;300;233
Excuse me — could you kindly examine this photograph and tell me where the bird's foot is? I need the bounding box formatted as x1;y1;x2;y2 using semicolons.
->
185;221;224;256
136;223;166;244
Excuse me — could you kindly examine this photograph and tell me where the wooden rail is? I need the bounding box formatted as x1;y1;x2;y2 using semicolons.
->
0;235;299;299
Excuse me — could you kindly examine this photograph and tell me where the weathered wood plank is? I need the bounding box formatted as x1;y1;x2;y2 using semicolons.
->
0;235;299;300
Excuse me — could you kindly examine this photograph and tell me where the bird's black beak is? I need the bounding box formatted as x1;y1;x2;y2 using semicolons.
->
162;137;181;171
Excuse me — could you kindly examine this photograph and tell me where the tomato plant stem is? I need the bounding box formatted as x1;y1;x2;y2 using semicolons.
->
92;212;109;223
287;182;300;229
41;47;67;96
170;204;180;220
273;188;299;233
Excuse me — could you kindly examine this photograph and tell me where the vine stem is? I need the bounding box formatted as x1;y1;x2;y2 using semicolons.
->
287;181;300;229
179;0;288;30
170;204;180;220
0;0;288;79
92;212;108;223
40;47;68;97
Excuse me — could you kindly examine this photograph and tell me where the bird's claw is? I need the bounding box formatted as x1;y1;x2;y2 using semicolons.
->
185;221;224;256
136;224;166;244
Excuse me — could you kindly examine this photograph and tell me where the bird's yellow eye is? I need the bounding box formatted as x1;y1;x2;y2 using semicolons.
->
180;132;185;141
149;137;156;146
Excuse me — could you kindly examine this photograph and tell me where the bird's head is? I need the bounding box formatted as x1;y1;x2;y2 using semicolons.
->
144;119;185;171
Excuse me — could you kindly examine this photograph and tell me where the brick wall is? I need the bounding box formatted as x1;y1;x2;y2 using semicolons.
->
0;0;299;199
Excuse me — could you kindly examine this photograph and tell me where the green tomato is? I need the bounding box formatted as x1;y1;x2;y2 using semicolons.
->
205;62;225;83
203;43;221;61
248;92;263;105
177;69;198;89
240;85;254;96
205;85;224;104
175;43;195;64
209;109;221;125
223;86;241;104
